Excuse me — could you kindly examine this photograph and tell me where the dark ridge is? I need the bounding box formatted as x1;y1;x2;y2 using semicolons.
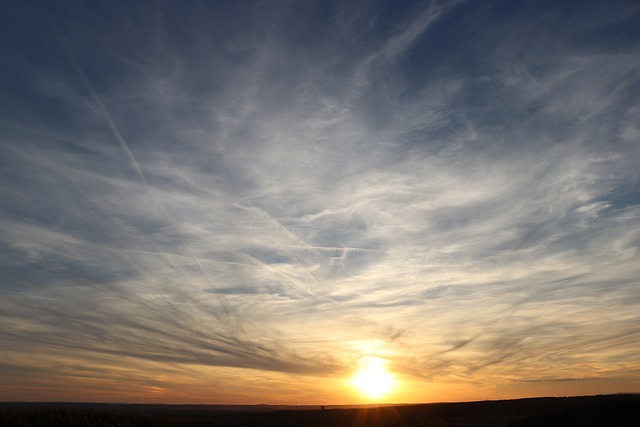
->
0;405;227;427
1;394;639;427
509;399;640;426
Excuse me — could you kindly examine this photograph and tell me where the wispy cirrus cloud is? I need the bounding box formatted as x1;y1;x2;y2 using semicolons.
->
0;0;639;403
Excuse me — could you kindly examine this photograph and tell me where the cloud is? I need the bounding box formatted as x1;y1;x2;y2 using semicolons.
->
1;0;639;402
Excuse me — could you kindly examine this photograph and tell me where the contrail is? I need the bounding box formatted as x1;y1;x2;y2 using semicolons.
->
42;5;236;323
275;244;386;254
44;12;147;186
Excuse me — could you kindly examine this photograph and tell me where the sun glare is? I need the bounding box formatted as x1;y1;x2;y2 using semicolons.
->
352;357;395;400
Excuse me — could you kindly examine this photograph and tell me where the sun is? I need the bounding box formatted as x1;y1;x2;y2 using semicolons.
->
352;357;395;400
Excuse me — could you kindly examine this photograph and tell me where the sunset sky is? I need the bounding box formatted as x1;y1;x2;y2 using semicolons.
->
1;0;639;404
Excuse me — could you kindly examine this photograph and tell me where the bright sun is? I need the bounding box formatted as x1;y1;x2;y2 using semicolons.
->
352;357;395;400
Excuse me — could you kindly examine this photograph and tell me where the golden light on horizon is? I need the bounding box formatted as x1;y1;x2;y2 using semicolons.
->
351;357;396;400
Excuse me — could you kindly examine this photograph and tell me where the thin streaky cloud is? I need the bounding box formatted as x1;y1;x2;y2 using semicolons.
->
0;0;639;404
43;6;148;187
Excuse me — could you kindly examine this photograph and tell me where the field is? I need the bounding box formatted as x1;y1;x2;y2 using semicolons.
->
1;394;639;427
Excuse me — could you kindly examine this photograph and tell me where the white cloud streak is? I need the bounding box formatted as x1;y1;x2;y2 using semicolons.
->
1;0;639;402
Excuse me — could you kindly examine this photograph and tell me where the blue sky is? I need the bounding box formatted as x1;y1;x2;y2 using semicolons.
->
1;0;639;403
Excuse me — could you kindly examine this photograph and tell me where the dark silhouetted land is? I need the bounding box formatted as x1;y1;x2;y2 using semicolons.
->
1;394;639;426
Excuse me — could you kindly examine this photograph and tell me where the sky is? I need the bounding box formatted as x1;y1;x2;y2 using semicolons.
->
1;0;639;405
